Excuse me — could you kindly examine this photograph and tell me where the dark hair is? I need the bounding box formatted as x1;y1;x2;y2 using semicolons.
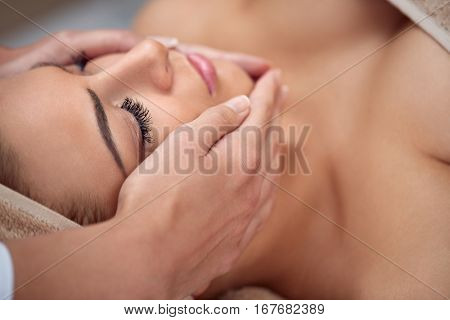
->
0;133;109;225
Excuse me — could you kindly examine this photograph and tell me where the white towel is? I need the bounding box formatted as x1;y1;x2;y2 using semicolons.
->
387;0;450;50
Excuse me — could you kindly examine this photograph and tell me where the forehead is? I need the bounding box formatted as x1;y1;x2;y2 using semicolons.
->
1;67;85;116
0;67;124;203
0;68;98;145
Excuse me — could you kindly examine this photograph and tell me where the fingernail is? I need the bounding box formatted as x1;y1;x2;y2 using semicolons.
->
225;95;250;113
147;36;179;48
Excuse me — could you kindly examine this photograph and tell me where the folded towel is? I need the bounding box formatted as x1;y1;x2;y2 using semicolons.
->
387;0;449;50
0;184;79;242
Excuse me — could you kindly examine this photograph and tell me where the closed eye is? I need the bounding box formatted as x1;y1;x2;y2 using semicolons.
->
30;61;87;75
30;62;73;73
120;97;153;146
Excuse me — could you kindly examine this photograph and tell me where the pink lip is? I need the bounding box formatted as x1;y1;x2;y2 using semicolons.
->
186;53;217;95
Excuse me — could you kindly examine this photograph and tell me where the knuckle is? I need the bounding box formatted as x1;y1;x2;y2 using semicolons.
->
210;106;238;126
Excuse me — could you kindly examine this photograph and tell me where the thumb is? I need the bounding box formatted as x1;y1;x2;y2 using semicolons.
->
188;95;250;155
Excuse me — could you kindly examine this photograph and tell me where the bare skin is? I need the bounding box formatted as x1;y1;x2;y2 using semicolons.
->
134;0;450;298
1;30;285;298
0;39;255;222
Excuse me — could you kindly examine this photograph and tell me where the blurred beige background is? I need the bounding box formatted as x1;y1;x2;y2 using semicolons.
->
0;0;147;47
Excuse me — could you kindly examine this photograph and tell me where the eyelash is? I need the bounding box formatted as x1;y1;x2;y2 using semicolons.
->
120;97;152;144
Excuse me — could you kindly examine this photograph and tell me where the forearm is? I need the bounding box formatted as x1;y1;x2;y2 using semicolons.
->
5;218;167;299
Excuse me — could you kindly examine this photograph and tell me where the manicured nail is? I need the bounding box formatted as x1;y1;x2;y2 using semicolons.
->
147;36;179;48
225;95;250;113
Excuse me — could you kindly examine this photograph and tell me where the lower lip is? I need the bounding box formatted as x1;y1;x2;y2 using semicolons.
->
186;53;217;94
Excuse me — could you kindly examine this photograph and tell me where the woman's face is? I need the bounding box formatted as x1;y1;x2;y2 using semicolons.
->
0;39;253;221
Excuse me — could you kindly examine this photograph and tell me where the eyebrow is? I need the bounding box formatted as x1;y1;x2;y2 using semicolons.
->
32;64;129;176
31;62;72;73
86;88;127;177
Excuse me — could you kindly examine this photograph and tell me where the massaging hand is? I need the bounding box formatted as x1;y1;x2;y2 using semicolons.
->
5;69;285;299
0;31;270;79
0;29;142;77
115;69;286;298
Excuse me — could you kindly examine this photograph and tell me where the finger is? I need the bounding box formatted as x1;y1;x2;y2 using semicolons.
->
231;71;281;173
240;173;278;249
242;69;282;129
186;95;250;155
177;43;270;78
275;85;289;114
239;202;267;249
262;130;282;173
147;36;179;49
266;84;289;127
59;29;143;61
258;86;286;172
192;281;211;298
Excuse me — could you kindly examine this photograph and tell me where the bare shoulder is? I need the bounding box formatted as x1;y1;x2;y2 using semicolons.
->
371;26;450;162
353;26;450;298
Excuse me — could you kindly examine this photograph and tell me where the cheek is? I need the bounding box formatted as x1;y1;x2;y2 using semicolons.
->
84;54;124;74
213;59;254;99
150;102;202;146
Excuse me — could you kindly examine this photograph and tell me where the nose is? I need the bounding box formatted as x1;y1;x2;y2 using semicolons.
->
93;39;173;95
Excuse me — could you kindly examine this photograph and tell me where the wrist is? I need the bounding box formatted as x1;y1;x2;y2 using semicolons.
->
105;211;177;298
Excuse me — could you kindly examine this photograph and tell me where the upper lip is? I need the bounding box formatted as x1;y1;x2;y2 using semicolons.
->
185;53;218;95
